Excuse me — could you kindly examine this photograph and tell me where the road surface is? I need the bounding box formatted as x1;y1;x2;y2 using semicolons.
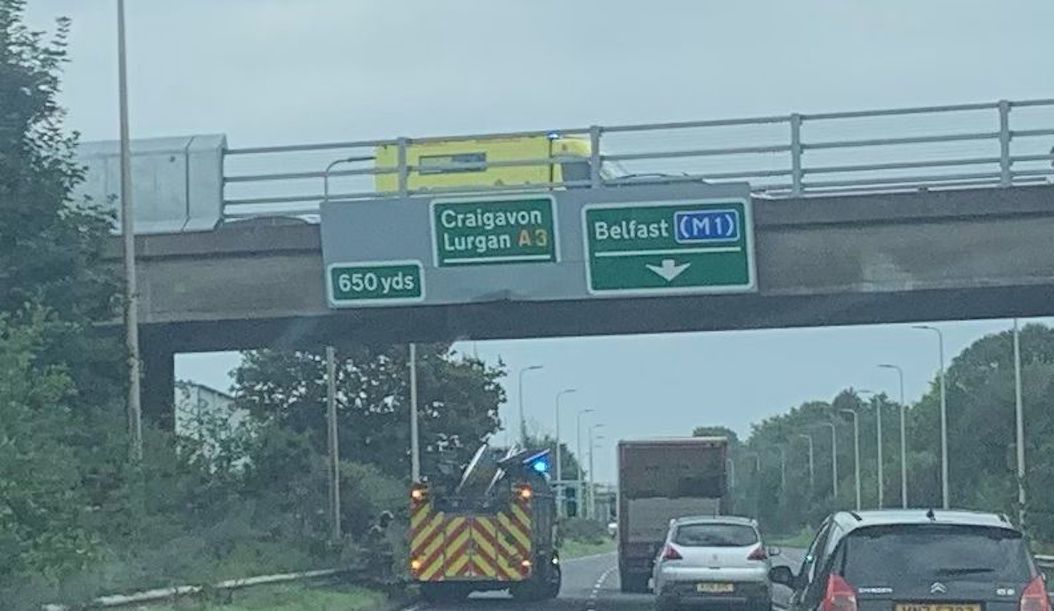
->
408;549;804;611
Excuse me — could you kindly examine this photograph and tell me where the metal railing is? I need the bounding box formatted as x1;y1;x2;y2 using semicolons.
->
221;98;1054;220
1037;554;1054;570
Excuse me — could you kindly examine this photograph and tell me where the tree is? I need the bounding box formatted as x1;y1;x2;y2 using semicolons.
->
232;344;505;482
0;312;100;594
0;0;121;409
0;5;127;606
723;324;1054;542
693;425;740;445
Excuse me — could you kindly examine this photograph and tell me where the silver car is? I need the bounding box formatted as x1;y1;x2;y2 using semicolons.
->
652;516;778;611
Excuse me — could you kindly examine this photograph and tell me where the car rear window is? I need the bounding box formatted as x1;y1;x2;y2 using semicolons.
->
674;523;758;547
838;524;1033;585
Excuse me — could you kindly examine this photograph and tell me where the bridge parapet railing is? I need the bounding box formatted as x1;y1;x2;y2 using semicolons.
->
221;98;1054;221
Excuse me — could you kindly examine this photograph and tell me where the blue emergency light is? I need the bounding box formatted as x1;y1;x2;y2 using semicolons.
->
531;457;550;474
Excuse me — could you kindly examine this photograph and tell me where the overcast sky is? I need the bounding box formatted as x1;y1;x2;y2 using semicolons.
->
26;0;1054;483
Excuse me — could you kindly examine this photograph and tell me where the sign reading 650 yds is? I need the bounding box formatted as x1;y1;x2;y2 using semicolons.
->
583;200;756;294
327;261;424;306
432;196;557;266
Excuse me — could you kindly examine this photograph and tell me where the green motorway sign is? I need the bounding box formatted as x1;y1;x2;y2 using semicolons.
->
327;261;424;306
583;200;755;294
431;196;557;266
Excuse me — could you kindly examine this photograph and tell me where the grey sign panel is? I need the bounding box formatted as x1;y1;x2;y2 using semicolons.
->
320;182;753;308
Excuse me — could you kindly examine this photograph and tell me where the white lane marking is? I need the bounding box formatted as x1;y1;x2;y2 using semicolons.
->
586;565;618;610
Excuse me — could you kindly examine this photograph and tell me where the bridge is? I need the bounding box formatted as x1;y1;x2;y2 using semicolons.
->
82;98;1054;420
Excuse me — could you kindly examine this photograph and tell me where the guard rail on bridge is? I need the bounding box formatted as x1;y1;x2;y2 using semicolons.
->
222;98;1054;221
1037;554;1054;570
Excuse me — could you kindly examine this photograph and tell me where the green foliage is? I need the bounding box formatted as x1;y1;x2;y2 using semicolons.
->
560;517;608;544
0;0;121;409
232;345;505;483
693;425;740;445
1;4;442;608
148;584;387;611
0;312;101;584
727;323;1054;544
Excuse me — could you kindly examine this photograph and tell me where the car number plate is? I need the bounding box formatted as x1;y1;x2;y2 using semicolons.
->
895;604;981;611
697;583;735;593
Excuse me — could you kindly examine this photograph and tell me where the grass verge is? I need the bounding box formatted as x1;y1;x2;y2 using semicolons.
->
562;537;617;559
766;528;815;549
147;583;386;611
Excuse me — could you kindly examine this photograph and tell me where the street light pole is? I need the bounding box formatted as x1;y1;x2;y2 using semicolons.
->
320;156;372;538
857;389;883;508
1014;319;1026;526
777;445;787;490
915;325;949;509
874;395;885;509
576;408;595;518
517;365;543;446
590;438;604;520
815;422;838;501
589;424;604;519
409;343;420;482
117;0;142;462
840;408;861;511
797;434;815;490
727;457;736;490
325;346;341;540
555;388;578;517
879;364;908;508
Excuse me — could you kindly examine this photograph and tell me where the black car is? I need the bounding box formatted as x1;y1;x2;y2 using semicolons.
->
770;510;1049;611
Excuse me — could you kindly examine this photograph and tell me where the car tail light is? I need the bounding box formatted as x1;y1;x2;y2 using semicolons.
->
1021;576;1051;611
822;574;858;611
748;545;768;561
662;544;683;561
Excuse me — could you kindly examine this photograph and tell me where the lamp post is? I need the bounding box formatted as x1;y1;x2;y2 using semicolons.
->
1013;319;1026;526
555;388;578;516
742;451;761;516
325;346;341;540
116;0;142;462
589;424;604;518
576;408;595;518
857;389;884;508
409;344;420;482
777;445;787;490
591;437;605;520
840;408;861;511
879;364;908;508
814;422;838;501
914;325;949;509
797;433;815;490
517;366;544;446
320;156;373;541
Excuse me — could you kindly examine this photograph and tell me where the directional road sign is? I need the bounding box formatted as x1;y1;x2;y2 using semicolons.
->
431;195;558;267
327;260;424;307
582;199;755;295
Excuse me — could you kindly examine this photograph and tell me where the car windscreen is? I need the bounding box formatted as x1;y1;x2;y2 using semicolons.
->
838;524;1033;585
674;523;758;547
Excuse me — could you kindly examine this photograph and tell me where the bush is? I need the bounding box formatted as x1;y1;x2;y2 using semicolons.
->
561;518;609;544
